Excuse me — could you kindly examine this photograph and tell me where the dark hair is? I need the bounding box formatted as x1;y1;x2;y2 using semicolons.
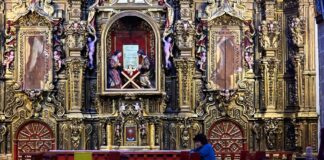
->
137;49;146;55
113;50;121;56
193;134;208;145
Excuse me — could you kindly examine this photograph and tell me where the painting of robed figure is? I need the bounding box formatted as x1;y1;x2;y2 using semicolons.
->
208;28;242;90
19;29;53;91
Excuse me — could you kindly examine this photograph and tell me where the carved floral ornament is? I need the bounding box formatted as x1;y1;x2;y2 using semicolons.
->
205;0;246;22
258;20;281;49
7;0;55;21
288;17;305;47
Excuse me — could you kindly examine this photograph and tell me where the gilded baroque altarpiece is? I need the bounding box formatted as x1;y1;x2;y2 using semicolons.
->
0;0;318;159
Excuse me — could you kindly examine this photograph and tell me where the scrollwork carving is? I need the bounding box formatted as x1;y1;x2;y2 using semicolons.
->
4;84;24;118
195;20;207;72
243;21;255;71
169;122;177;149
8;0;56;20
3;21;17;73
70;119;83;149
16;12;52;26
264;119;280;150
236;81;255;116
114;122;122;146
53;19;65;72
259;20;281;49
175;20;194;48
0;125;7;143
85;124;93;149
179;118;191;148
288;17;305;47
66;21;87;49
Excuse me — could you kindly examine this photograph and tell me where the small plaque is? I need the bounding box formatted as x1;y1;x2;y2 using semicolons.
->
123;45;139;71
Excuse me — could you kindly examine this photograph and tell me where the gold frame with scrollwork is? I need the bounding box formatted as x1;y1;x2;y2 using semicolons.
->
99;11;162;95
16;26;54;91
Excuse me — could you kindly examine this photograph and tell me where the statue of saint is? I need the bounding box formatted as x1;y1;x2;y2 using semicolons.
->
108;50;122;88
137;50;152;88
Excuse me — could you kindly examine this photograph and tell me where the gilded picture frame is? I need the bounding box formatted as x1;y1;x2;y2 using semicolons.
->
16;26;54;91
100;11;162;95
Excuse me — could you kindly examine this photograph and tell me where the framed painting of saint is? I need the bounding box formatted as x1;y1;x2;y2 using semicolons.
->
17;27;53;91
208;27;242;90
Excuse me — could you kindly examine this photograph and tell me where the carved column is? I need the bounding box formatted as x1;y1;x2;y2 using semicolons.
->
106;123;113;150
260;57;279;111
175;58;195;113
288;16;306;110
67;59;86;114
292;52;304;110
174;14;195;113
259;20;280;111
149;123;155;149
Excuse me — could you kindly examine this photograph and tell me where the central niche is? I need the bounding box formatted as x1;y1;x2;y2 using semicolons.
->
106;16;156;90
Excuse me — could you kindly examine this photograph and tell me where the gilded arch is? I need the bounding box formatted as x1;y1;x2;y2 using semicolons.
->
100;11;162;94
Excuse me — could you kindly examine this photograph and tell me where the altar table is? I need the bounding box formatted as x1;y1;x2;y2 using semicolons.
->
20;150;200;160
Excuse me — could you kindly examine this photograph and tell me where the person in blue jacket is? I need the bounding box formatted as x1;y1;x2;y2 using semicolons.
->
191;134;216;160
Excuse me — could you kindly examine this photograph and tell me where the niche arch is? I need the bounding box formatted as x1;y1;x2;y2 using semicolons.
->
100;11;162;94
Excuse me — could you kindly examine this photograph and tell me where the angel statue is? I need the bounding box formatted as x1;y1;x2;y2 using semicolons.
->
2;50;14;70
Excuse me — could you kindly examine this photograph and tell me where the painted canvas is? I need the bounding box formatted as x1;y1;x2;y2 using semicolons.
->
24;35;52;90
125;127;136;142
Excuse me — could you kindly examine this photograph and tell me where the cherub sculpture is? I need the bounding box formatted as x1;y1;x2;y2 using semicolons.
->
2;51;14;70
54;51;62;70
